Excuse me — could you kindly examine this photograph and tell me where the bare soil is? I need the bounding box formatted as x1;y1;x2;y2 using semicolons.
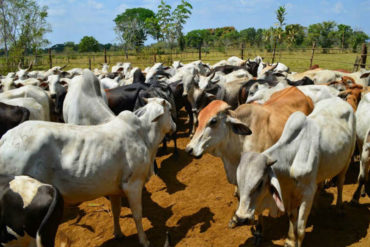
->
55;113;370;247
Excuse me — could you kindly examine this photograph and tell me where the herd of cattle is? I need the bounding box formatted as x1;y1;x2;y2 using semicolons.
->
0;55;369;247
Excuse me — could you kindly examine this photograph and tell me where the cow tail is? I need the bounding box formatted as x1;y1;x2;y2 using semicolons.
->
36;186;64;247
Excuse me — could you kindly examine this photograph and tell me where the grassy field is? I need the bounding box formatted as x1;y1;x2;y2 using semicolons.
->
0;47;366;74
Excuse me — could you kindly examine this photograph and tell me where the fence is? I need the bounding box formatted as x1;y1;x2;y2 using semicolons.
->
0;43;368;74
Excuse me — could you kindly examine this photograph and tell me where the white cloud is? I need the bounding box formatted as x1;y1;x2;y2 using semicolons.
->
88;0;103;10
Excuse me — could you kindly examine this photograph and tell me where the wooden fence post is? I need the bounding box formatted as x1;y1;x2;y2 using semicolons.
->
104;48;107;63
360;43;367;68
48;49;52;69
88;57;91;70
353;56;359;72
198;43;202;60
309;42;316;69
241;43;245;60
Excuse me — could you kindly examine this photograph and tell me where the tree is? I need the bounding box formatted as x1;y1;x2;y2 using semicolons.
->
307;21;337;48
336;24;353;49
185;29;211;48
157;0;172;44
285;24;305;47
240;28;257;46
114;8;155;51
78;36;100;52
350;31;369;52
0;0;51;66
172;0;192;50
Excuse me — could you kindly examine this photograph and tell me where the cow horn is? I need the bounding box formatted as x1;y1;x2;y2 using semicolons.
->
266;156;277;166
61;64;68;70
18;61;22;70
208;70;216;81
27;61;33;71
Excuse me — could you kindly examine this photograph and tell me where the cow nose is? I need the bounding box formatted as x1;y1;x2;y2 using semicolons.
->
185;146;193;154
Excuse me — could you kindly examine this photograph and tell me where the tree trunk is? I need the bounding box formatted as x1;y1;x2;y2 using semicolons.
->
0;0;9;67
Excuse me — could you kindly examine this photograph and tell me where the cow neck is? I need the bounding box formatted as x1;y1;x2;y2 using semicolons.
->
216;128;245;184
138;115;165;153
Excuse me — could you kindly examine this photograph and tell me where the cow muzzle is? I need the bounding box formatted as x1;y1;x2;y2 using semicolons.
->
185;145;203;159
228;214;255;228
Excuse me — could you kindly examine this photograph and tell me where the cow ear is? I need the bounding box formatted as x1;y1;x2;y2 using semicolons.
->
268;166;284;212
205;92;216;100
360;72;370;79
151;108;165;122
226;116;252;135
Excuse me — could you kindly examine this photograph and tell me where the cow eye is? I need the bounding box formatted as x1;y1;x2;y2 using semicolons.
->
209;118;217;126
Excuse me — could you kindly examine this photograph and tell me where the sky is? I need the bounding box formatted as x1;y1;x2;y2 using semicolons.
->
38;0;370;46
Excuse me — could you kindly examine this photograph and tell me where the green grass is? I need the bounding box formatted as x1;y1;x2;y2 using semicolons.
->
0;47;365;74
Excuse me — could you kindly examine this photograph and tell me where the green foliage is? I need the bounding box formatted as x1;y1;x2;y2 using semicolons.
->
0;0;51;64
337;24;353;48
307;21;337;48
185;29;212;48
276;6;287;28
114;7;155;51
350;31;369;52
285;24;305;47
240;28;257;46
78;36;100;52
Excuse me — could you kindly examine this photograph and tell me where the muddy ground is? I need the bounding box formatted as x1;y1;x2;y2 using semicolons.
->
55;112;370;247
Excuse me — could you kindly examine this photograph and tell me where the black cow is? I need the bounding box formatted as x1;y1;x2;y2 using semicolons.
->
0;102;30;138
287;76;314;86
212;65;247;75
245;60;260;77
238;79;278;105
0;175;64;247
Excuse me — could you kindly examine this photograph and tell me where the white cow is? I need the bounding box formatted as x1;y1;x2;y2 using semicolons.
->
0;85;50;121
233;97;355;247
352;92;370;202
63;70;114;125
0;97;176;247
1;98;45;120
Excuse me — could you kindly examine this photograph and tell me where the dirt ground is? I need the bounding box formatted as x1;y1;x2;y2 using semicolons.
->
55;112;370;247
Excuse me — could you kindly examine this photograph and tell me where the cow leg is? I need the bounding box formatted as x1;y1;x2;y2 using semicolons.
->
336;166;349;210
285;209;298;247
296;190;315;247
162;138;168;152
190;111;198;137
352;154;370;203
110;195;123;238
172;132;178;155
184;101;193;128
123;181;149;247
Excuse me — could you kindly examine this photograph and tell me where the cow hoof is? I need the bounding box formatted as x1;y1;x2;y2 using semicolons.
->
228;217;237;229
284;240;294;247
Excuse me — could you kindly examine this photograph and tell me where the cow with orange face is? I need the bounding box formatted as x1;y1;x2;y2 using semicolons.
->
186;87;314;186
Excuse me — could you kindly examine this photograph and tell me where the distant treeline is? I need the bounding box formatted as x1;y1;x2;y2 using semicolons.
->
183;23;368;52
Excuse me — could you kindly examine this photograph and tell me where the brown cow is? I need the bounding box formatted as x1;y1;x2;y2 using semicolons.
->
338;84;363;111
186;87;314;186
